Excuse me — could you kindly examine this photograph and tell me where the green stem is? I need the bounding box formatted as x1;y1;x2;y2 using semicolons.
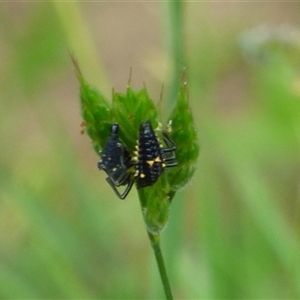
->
168;0;185;108
52;2;111;98
148;232;174;300
137;188;173;299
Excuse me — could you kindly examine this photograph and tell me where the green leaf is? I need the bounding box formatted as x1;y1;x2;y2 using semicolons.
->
72;56;112;153
80;82;112;153
112;86;158;151
166;74;199;192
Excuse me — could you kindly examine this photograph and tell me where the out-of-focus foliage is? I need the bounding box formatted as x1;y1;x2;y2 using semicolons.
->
1;2;300;299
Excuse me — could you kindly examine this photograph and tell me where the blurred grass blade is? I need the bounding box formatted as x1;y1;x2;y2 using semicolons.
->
53;1;111;97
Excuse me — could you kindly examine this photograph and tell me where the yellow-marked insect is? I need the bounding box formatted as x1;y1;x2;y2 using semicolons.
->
134;120;177;189
98;121;178;199
98;124;134;199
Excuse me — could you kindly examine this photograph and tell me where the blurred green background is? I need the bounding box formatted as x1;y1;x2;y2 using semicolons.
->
1;2;300;299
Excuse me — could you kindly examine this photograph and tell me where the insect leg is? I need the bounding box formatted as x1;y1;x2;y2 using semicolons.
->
106;175;134;200
162;130;176;152
161;131;177;164
116;142;129;168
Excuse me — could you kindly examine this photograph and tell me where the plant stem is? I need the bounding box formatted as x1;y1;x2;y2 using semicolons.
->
148;232;174;300
168;0;185;108
52;1;111;98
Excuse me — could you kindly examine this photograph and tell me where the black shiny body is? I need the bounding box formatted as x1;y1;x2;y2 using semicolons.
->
98;124;133;199
135;120;177;189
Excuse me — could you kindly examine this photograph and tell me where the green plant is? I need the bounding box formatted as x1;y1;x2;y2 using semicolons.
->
71;55;199;299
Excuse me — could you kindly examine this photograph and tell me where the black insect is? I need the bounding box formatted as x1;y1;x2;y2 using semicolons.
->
134;120;177;189
98;124;134;199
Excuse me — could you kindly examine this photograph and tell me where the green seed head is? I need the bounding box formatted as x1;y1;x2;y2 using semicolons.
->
73;59;199;234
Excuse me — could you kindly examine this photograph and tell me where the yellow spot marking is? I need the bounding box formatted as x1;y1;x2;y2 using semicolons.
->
154;156;162;162
147;160;155;167
147;156;161;166
140;173;146;178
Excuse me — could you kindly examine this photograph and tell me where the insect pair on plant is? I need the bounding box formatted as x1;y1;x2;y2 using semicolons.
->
97;120;178;199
